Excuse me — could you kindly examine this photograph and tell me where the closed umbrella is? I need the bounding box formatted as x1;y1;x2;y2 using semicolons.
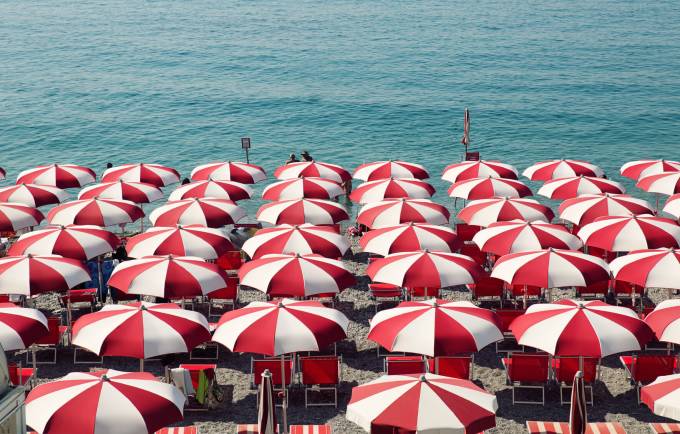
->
262;177;343;201
523;160;604;181
0;184;69;207
241;224;350;259
274;161;351;183
448;177;532;200
169;180;253;202
258;370;277;434
47;198;143;227
569;371;587;434
125;225;234;259
102;163;180;187
191;161;266;184
457;197;554;227
353;160;429;181
0;202;44;231
442;160;518;183
350;178;435;203
558;193;654;226
256;199;348;225
149;198;246;228
359;223;460;256
538;176;625;199
17;164;96;188
357;198;450;228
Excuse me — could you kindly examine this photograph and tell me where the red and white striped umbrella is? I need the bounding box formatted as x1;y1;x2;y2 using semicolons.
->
191;161;266;184
357;199;450;229
212;299;349;355
359;223;460;256
558;193;655;226
367;250;482;288
491;249;610;288
347;374;497;434
256;199;349;225
149;198;246;228
0;303;48;351
353;160;429;181
368;299;502;356
78;181;163;204
26;369;185;434
0;184;69;207
643;300;680;345
125;225;234;259
538;176;625;199
9;225;120;260
238;253;355;297
509;299;653;357
350;178;435;203
577;215;680;252
0;254;90;296
274;161;351;183
609;248;680;290
102;163;180;187
169;180;253;202
262;177;343;201
441;160;518;183
664;194;680;220
17;164;96;188
108;255;228;298
448;177;532;200
472;220;582;255
641;373;680;420
241;224;350;259
621;159;680;180
0;202;44;231
637;172;680;196
72;302;210;359
457;197;555;227
522;160;604;181
47;198;144;227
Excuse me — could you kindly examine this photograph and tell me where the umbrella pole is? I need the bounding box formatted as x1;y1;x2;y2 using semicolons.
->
31;346;37;371
523;285;528;310
281;354;288;434
140;204;144;232
98;256;105;304
140;358;144;372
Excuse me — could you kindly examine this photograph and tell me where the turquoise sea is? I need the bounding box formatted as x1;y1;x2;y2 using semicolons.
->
2;0;680;215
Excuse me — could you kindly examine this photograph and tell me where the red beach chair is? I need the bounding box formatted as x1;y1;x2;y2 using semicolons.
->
502;353;550;405
459;243;487;266
29;316;67;364
620;354;678;400
455;224;481;242
468;275;505;305
384;356;428;375
207;276;239;318
8;363;35;389
405;286;440;300
494;308;525;353
299;355;341;407
433;355;473;380
217;251;244;271
551;356;599;404
251;357;295;404
369;283;403;312
650;423;680;433
526;421;626;433
290;426;332;434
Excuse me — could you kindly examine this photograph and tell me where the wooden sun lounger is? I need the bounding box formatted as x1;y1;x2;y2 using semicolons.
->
527;421;626;433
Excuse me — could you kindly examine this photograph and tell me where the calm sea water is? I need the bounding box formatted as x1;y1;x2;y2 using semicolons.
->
2;0;680;216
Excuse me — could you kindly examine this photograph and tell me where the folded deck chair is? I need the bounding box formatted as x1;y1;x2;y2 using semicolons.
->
526;421;626;433
650;423;680;433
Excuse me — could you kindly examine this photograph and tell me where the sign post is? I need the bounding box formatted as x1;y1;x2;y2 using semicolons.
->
241;137;251;163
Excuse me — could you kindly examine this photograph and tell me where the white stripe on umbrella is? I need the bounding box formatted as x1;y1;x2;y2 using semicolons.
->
447;177;532;200
78;181;163;204
457;197;554;227
442;160;518;183
637;172;680;196
0;202;44;231
577;215;680;252
241;224;350;259
610;248;680;290
353;161;430;181
169;180;254;202
0;184;69;207
191;161;266;184
102;163;180;187
9;225;120;260
357;199;450;229
523;160;604;181
350;178;435;203
538;176;624;199
274;161;351;183
263;177;344;201
359;223;460;256
17;164;96;188
0;303;48;351
0;254;90;296
125;225;234;259
621;160;680;180
558;193;654;226
473;220;582;255
149;198;246;228
47;198;144;227
256;199;349;225
642;374;680;420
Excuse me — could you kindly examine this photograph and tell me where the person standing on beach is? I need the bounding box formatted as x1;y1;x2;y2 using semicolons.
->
285;153;298;164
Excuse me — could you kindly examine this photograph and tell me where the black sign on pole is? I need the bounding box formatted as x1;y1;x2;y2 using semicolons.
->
241;137;251;163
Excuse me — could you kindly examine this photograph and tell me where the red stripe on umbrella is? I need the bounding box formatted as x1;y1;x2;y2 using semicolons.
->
664;194;680;219
641;373;680;420
0;303;48;350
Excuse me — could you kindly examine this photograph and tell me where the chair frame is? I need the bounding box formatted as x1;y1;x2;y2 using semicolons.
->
299;355;342;408
502;353;550;405
27;316;66;365
551;356;599;405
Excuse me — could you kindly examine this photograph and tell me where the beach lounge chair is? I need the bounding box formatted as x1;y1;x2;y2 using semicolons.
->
455;224;481;242
217;251;244;272
405;286;440;300
384;356;429;375
369;283;403;312
60;288;97;318
175;364;218;411
207;276;239;319
650;423;680;433
433;355;473;380
299;355;341;407
502;353;551;405
576;280;611;299
236;424;278;433
526;421;626;433
289;426;332;434
509;284;542;307
28;316;67;364
587;247;617;263
620;354;678;401
494;308;526;353
468;275;505;306
551;356;599;404
460;243;487;267
8;363;35;389
155;427;199;434
252;356;295;405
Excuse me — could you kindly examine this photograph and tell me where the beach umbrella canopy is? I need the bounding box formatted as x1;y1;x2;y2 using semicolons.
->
357;198;450;229
359;222;460;256
577;215;680;252
523;160;604;181
102;163;180;187
641;374;680;421
346;373;497;434
191;161;266;184
212;299;349;355
169;179;253;202
0;184;69;207
643;300;680;345
17;164;96;188
78;181;163;204
9;225;120;260
509;299;653;357
0;202;44;231
125;225;234;259
149;198;246;228
262;177;343;201
538;176;625;199
473;220;582;255
108;255;228;298
72;302;210;359
610;248;680;290
274;161;351;183
368;299;502;356
26;369;185;434
558;193;655;226
367;250;482;288
350;178;435;203
47;198;143;227
637;172;680;196
457;197;554;227
238;253;355;297
256;198;349;225
664;194;680;220
241;224;350;259
491;249;610;288
441;160;518;183
621;159;680;180
0;303;48;351
353;160;429;181
0;254;90;296
448;177;532;200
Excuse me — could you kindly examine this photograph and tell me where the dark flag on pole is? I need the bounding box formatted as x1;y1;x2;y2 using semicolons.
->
461;107;470;151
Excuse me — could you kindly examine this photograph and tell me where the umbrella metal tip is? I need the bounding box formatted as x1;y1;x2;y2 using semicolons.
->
419;375;427;382
101;375;110;381
578;302;585;309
